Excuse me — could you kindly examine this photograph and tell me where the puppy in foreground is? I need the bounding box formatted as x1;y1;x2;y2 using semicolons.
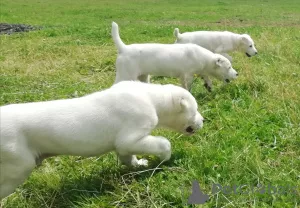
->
112;22;238;92
174;28;258;62
0;81;204;199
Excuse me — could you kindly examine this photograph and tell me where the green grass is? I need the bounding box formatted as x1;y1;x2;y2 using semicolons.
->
1;0;300;207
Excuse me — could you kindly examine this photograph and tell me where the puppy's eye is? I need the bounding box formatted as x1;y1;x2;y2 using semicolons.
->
249;45;253;48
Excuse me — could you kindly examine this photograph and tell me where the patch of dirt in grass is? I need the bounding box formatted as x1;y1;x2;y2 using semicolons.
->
0;23;40;35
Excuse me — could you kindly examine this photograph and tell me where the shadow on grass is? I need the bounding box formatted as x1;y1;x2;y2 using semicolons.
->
19;156;177;207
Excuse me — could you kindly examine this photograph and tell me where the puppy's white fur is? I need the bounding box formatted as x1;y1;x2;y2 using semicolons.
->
174;28;258;62
0;81;204;199
112;22;238;91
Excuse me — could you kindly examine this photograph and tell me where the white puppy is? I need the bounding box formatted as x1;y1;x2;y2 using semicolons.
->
174;28;258;62
112;22;238;92
0;81;204;199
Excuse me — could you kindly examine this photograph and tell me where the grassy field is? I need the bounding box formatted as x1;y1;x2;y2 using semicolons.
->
1;0;300;207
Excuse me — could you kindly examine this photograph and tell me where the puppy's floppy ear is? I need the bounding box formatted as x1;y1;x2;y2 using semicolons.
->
173;96;189;112
215;57;222;67
180;98;189;112
240;34;249;44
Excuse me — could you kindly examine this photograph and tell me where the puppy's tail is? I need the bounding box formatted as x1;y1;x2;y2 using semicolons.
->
112;22;126;53
174;28;181;40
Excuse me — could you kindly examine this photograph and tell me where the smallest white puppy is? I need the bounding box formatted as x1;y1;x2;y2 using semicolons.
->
174;28;258;62
0;81;204;199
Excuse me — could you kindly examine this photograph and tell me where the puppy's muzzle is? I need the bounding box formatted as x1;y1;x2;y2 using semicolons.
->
246;53;251;57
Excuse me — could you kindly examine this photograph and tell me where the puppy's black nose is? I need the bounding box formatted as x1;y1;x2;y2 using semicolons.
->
236;73;239;76
255;52;258;55
202;118;205;122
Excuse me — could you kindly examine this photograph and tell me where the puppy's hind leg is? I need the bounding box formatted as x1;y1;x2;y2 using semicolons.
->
138;74;150;83
116;135;171;167
114;70;137;84
0;161;35;199
180;75;194;92
0;178;23;199
0;152;36;199
114;61;139;84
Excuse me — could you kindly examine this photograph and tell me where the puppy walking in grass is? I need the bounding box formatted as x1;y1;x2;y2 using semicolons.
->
174;28;258;62
112;22;238;92
0;81;204;199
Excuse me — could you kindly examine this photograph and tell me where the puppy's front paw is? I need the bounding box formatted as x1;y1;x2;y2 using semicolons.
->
158;137;171;162
137;158;148;166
